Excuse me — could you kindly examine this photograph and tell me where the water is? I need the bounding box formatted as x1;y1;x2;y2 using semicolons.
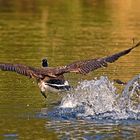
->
60;76;139;120
40;75;140;139
0;0;140;139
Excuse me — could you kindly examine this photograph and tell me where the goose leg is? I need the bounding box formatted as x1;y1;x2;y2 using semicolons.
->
41;91;47;98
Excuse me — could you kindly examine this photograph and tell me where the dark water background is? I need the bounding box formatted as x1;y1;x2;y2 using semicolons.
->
0;0;140;139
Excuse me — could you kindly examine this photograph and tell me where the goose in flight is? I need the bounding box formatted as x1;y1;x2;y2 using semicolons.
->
0;41;140;98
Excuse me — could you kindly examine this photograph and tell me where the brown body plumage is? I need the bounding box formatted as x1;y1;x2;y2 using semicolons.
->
0;41;140;98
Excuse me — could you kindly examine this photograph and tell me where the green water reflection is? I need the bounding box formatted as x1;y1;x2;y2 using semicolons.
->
0;0;140;139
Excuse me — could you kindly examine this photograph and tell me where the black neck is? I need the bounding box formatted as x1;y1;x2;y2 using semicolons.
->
42;62;48;67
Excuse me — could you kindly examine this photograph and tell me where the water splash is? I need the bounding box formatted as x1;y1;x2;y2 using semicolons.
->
44;75;140;121
39;75;140;139
119;74;140;114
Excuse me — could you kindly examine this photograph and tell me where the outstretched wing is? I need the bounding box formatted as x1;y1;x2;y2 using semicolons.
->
1;41;139;78
0;63;41;78
0;63;61;78
53;41;140;75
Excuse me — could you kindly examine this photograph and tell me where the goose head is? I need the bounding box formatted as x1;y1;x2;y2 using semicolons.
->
42;58;48;67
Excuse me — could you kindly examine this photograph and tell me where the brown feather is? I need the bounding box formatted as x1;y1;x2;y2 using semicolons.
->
0;63;40;78
0;41;140;78
56;41;140;75
0;63;65;79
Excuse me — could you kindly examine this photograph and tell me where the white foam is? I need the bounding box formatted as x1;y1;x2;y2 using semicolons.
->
60;76;140;120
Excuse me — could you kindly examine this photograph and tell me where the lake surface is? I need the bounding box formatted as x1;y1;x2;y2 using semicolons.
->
0;0;140;139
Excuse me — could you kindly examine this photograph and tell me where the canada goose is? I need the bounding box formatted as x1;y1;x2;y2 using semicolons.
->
41;58;71;98
0;41;140;98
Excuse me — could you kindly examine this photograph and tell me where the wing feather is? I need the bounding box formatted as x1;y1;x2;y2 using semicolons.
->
0;63;39;78
1;41;139;78
55;41;140;75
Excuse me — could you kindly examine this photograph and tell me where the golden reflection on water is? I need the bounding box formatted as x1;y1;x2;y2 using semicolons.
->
0;0;140;139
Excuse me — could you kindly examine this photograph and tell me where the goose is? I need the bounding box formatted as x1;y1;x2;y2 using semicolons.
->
0;41;140;98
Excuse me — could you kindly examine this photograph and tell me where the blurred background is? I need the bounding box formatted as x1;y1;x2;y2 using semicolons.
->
0;0;140;139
